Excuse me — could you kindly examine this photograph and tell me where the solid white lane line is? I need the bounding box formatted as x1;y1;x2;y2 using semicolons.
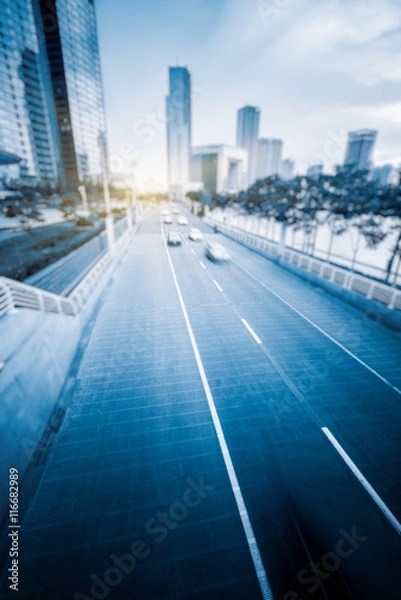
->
161;227;274;600
213;279;223;293
190;249;195;254
233;259;401;396
199;261;206;269
241;319;263;345
322;427;401;536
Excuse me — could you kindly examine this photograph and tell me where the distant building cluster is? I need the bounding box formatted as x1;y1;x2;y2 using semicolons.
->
0;0;107;191
165;68;296;198
166;67;398;198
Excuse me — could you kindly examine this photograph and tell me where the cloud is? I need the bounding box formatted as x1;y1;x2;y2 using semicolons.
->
272;0;401;84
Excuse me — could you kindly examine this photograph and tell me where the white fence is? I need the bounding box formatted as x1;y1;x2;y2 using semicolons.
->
206;218;401;312
0;226;131;318
0;277;77;317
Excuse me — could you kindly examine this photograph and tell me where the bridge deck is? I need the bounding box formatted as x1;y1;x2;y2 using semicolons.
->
1;207;400;599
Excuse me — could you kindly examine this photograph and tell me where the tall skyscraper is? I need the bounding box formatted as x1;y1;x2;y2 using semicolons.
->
343;129;377;172
0;0;108;191
256;138;283;180
0;0;61;185
279;158;295;180
236;106;260;187
166;67;191;200
307;163;323;178
372;164;396;186
37;0;108;188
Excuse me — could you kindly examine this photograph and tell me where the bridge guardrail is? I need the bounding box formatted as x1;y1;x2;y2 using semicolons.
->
0;276;76;317
0;225;131;318
205;217;401;312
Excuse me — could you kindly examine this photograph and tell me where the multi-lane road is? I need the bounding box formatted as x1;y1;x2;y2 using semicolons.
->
1;205;400;599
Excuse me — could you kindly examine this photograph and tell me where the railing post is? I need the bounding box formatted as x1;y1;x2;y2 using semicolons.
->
388;291;396;310
37;290;44;310
1;279;16;314
278;222;287;258
343;273;352;290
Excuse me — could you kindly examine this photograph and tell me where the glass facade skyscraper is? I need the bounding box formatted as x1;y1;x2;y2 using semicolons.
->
37;0;108;188
344;129;377;172
166;67;191;200
0;0;61;184
236;105;260;187
0;0;107;190
257;138;283;180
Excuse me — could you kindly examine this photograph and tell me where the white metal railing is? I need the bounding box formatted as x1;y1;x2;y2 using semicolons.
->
0;227;131;319
0;276;76;317
69;227;129;311
205;217;401;312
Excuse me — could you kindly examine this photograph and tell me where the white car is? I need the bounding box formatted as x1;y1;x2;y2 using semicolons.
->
177;216;188;226
205;241;231;263
188;227;203;241
167;230;181;246
164;215;173;224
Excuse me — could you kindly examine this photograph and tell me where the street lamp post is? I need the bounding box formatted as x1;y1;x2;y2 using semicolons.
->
77;185;88;214
98;132;115;254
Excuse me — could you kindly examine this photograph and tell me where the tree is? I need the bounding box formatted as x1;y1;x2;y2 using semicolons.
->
325;213;348;262
60;192;80;221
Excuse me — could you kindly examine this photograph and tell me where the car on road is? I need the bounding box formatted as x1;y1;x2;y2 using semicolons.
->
172;208;180;215
164;215;173;224
205;241;230;263
177;216;188;226
167;230;181;246
188;227;203;241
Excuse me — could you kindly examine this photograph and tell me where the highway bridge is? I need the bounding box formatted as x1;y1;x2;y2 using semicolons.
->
0;205;400;599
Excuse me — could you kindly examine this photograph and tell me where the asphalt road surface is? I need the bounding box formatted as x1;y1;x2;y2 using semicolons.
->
1;205;400;599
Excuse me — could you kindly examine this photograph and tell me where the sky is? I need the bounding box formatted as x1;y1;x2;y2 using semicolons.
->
96;0;401;191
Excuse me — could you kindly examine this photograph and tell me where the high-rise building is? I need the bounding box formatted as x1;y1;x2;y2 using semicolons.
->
279;158;295;180
0;0;61;185
343;129;377;172
372;164;397;187
256;138;283;180
236;106;260;187
307;163;323;178
0;0;108;191
37;0;108;188
166;66;191;200
191;145;248;194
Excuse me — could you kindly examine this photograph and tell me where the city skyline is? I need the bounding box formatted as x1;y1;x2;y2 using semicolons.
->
96;0;401;191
